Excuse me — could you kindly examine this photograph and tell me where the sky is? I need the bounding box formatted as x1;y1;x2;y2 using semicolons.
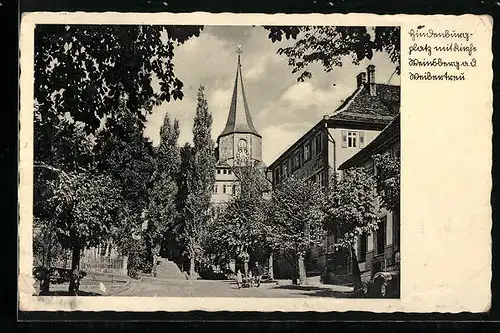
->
144;26;400;166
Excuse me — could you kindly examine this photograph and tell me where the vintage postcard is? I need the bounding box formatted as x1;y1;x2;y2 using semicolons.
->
18;12;492;313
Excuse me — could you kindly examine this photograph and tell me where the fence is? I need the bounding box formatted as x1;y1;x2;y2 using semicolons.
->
34;248;128;277
80;249;128;276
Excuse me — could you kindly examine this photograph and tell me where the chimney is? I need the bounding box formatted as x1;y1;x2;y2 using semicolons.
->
356;72;367;88
367;65;376;96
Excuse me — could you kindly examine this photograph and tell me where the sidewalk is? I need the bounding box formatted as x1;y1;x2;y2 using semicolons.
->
33;273;135;296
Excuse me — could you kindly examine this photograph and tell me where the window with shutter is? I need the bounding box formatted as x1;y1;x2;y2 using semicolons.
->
341;130;347;148
347;131;358;147
359;131;365;148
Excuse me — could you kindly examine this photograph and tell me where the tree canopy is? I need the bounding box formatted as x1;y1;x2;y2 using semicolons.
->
147;113;181;248
208;160;270;264
177;85;216;277
270;176;326;255
35;25;203;135
323;168;379;249
373;152;400;211
264;26;400;82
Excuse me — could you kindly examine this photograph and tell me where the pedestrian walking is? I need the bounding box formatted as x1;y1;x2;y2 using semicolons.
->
252;261;265;287
235;270;243;289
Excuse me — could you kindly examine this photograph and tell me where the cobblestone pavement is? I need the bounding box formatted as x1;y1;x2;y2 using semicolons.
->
115;278;354;298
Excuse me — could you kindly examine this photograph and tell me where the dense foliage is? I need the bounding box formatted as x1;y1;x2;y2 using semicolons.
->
322;168;380;287
33;25;202;292
35;25;202;135
146;113;181;271
373;152;400;211
264;26;400;82
207;160;271;272
176;86;216;278
270;177;326;284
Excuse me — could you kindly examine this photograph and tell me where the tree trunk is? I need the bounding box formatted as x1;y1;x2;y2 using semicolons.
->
297;252;307;285
145;233;153;273
350;247;362;290
152;253;157;277
39;230;52;295
68;240;81;293
189;252;196;279
268;252;274;281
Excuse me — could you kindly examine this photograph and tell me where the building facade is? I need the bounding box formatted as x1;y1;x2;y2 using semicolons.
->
268;65;400;282
338;114;400;283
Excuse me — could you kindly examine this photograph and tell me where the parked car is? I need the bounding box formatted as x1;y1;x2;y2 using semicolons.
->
362;270;400;298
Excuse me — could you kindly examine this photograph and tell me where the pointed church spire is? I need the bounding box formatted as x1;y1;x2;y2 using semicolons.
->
218;45;261;138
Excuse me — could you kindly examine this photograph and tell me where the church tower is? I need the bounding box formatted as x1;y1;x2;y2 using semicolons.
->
216;45;262;166
212;45;263;206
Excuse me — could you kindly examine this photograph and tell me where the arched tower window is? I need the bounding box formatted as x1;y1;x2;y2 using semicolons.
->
238;139;248;152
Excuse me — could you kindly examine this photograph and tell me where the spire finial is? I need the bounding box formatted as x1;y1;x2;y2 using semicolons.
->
236;44;242;55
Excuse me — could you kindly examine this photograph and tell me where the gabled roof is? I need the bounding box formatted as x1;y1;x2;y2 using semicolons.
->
339;113;400;170
218;52;261;139
330;83;400;124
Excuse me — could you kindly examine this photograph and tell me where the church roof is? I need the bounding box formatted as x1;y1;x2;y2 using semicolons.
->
218;49;261;138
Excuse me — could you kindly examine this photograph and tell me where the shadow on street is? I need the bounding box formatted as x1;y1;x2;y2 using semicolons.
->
271;284;360;298
37;290;103;296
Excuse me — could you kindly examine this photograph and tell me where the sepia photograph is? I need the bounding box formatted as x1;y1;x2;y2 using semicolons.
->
15;8;495;314
29;23;401;299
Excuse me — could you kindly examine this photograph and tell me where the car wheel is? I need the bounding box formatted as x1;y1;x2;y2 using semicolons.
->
361;282;369;296
379;282;388;297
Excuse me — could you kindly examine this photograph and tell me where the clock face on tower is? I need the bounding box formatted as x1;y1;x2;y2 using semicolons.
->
237;139;248;162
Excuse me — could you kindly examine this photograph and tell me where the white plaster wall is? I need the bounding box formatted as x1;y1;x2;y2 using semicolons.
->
327;127;382;171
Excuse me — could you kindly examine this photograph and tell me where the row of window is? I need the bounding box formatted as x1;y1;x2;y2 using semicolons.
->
273;132;324;185
213;183;238;194
216;169;232;175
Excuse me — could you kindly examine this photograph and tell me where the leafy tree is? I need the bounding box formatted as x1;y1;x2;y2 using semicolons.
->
179;85;216;278
33;24;202;286
203;158;274;277
270;176;326;285
33;118;104;293
146;113;181;272
35;24;202;136
373;152;400;211
322;168;380;289
34;163;122;292
92;101;157;277
264;26;400;82
172;142;194;271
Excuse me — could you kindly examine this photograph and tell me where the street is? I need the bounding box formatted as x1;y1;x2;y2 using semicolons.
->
114;277;354;298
